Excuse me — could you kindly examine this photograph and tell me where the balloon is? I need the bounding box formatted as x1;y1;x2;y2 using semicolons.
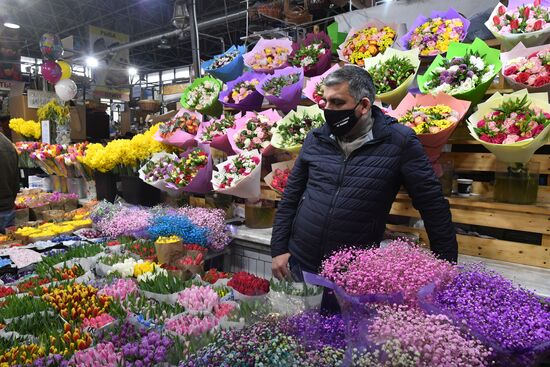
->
57;60;72;80
55;79;78;101
42;60;62;84
40;33;64;60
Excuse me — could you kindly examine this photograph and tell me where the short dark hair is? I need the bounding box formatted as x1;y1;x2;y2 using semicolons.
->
324;65;377;104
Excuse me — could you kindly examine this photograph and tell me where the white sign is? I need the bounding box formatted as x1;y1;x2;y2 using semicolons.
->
41;120;51;144
27;90;62;109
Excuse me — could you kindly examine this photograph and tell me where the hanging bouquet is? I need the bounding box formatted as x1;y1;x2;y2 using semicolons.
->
363;48;420;108
37;99;69;125
212;150;262;198
467;90;550;164
418;38;502;104
271;104;325;152
181;76;223;118
9;118;41;140
227;109;281;155
388;93;471;163
201;45;247;82
139;148;212;195
264;160;294;195
154;108;202;148
243;38;293;73
501;42;550;92
289;32;332;77
485;0;550;49
338;19;397;66
304;64;341;104
257;66;304;113
218;71;265;111
195;114;236;154
400;8;470;57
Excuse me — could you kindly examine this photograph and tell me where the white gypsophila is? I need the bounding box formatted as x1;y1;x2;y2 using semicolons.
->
430;83;451;95
481;65;495;83
469;56;485;71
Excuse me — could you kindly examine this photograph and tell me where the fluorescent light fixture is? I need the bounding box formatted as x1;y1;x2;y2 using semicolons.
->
3;22;20;29
128;67;138;76
86;56;98;68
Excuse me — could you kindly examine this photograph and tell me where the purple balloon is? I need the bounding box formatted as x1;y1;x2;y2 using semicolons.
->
42;60;62;84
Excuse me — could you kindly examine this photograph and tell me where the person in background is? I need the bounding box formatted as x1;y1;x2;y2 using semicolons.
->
0;131;19;234
270;66;458;305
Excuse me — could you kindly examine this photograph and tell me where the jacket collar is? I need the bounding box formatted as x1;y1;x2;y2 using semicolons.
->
313;105;394;144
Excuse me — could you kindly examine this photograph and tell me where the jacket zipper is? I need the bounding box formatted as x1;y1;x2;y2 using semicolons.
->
290;195;306;236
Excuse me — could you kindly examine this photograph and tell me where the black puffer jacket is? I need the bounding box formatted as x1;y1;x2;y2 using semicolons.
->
0;133;18;212
271;106;458;272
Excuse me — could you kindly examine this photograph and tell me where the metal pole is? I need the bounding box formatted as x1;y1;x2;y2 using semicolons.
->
188;0;201;80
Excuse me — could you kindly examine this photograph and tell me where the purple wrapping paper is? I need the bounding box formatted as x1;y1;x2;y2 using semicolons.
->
218;71;265;112
195;114;238;155
508;0;550;9
290;32;333;77
399;8;471;55
175;147;213;194
257;66;304;113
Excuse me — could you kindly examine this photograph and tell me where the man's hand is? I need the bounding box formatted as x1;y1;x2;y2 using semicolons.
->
271;253;291;280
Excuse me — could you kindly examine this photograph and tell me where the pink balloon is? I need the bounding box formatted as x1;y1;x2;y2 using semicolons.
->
42;60;62;84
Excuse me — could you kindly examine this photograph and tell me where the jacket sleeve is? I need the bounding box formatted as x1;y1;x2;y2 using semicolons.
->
399;131;458;262
270;135;310;257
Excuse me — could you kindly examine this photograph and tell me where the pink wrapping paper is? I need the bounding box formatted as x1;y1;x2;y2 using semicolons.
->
225;109;282;156
303;64;341;104
154;108;203;148
387;93;471;163
195;114;238;155
243;38;293;74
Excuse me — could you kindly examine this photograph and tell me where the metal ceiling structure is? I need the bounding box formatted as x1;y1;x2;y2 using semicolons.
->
0;0;249;72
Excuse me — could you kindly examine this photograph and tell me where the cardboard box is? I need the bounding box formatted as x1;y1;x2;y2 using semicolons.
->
146;110;177;125
9;95;38;121
69;105;86;141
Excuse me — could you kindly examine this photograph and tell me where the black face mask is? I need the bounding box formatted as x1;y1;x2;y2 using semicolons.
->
323;100;364;137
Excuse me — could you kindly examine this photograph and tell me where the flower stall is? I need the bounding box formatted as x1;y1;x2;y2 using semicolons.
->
2;2;550;366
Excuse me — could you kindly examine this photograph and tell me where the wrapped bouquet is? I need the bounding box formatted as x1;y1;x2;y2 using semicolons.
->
243;38;293;73
226;109;282;155
154;108;202;148
195;114;237;154
201;45;247;82
289;32;332;77
212;150;262;198
264;160;295;195
418;38;501;104
501;42;550;92
180;76;223;118
363;48;420;108
304;64;341;104
338;19;397;66
257;66;304;113
270;104;325;153
218;71;264;111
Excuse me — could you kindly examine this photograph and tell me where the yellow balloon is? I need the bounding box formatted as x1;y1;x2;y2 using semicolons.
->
57;60;72;80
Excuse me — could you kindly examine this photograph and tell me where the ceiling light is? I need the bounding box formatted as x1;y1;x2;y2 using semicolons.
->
158;37;171;50
86;56;99;68
3;22;20;29
128;67;138;76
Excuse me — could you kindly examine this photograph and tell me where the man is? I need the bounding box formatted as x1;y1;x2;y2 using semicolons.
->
0;131;18;234
271;66;457;281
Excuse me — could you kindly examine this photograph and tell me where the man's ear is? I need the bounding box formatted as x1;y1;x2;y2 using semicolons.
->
360;98;371;115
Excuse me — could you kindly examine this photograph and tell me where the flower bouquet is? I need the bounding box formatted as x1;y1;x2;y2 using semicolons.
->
485;0;550;50
243;37;293;73
195;114;237;154
201;45;247;82
175;252;205;280
400;8;470;57
268;278;323;315
212;150;262;198
218;71;264;111
154;235;185;266
387;93;471;163
154;108;202;148
305;239;456;307
270;104;324;152
264;160;294;195
467;90;550;164
228;271;270;301
14;142;43;168
303;64;341;104
289;31;332;77
226;109;282;155
257;66;303;113
418;38;502;104
363;48;421;108
501;42;550;92
139;148;212;195
338;19;398;66
181;76;224;118
9;118;41;140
